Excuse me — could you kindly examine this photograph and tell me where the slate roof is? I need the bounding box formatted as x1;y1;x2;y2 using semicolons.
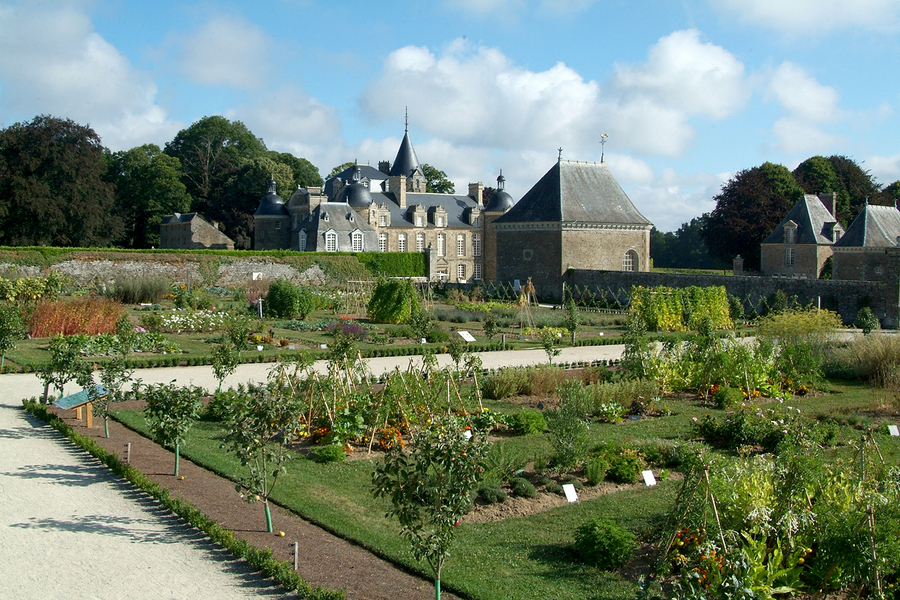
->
254;179;289;217
834;203;900;248
372;192;480;228
494;160;651;226
762;195;839;245
324;164;387;198
295;203;374;234
389;130;422;178
161;212;199;225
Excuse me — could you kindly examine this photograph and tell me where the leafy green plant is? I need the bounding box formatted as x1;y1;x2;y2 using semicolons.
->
266;279;317;319
546;403;590;472
510;408;547;435
367;278;419;324
606;449;645;484
0;302;25;367
574;517;636;570
140;381;203;475
372;414;489;600
310;443;346;464
477;483;507;504
585;457;609;486
539;326;561;365
856;306;879;335
509;476;536;498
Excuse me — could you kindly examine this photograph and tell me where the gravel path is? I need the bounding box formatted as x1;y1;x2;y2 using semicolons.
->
0;344;624;599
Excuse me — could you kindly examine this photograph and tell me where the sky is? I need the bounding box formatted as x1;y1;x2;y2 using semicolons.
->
1;0;899;233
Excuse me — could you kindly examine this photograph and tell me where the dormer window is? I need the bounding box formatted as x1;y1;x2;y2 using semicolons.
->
784;221;797;244
322;212;329;222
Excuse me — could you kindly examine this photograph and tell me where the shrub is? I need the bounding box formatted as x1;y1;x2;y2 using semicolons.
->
30;297;124;337
584;457;609;486
546;405;590;472
478;482;507;504
856;307;879;335
563;475;584;490
139;312;164;332
546;482;564;495
606;450;645;484
111;275;172;304
510;408;547;435
574;518;636;570
266;279;317;320
310;443;346;464
483;368;529;400
713;385;744;409
825;333;900;386
509;476;536;498
367;278;419;324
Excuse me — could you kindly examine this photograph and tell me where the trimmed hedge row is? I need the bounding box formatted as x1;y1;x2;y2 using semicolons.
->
21;400;344;600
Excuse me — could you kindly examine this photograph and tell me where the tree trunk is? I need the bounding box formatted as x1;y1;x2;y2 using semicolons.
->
264;501;273;533
104;417;109;438
174;444;180;476
435;578;441;600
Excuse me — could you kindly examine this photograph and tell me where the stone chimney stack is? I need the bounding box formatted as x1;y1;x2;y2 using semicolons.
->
388;175;407;208
819;192;838;219
468;182;483;201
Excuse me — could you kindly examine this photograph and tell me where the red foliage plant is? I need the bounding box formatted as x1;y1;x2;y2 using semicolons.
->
29;297;125;337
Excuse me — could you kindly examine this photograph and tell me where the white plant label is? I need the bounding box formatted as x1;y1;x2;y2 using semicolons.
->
642;470;657;486
562;484;578;503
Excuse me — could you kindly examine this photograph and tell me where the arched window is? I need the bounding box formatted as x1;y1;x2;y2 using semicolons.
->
457;234;466;257
398;233;407;252
325;231;337;252
623;250;638;272
416;232;425;252
457;264;466;281
437;233;445;256
298;230;307;251
351;231;363;252
473;234;481;257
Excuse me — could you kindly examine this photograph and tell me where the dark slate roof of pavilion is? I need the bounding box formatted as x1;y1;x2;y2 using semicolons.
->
371;192;480;228
834;203;900;248
762;195;838;245
161;212;200;224
323;164;387;198
254;180;289;217
294;203;375;234
494;160;651;226
389;130;422;178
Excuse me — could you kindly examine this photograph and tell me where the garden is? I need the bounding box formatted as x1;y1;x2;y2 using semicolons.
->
11;272;900;599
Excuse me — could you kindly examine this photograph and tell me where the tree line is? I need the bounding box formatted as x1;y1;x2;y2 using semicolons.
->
654;156;900;271
0;114;454;250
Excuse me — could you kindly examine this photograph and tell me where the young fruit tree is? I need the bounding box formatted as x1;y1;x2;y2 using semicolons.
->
0;303;25;368
141;381;204;476
37;334;92;403
91;318;136;437
372;414;489;600
221;381;304;532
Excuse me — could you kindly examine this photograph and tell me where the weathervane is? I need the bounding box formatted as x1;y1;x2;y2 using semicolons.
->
600;133;609;163
404;106;409;132
557;147;563;162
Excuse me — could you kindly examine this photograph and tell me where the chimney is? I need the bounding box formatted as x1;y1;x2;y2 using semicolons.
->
389;175;407;208
820;192;838;219
468;182;483;201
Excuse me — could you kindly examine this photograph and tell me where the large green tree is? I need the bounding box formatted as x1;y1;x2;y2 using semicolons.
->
883;180;900;203
826;155;883;224
215;156;294;248
268;151;322;188
0;115;121;246
164;116;267;214
105;144;191;248
327;161;354;180
701;162;803;271
650;218;727;270
421;163;455;194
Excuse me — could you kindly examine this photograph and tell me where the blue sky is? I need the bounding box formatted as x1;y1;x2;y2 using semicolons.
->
1;0;899;232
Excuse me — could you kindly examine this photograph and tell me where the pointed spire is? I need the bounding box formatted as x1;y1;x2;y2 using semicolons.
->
557;147;563;162
497;169;506;190
404;106;409;133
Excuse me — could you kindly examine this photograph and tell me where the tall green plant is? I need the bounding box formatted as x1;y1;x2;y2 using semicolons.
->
0;302;25;367
141;381;203;476
37;334;92;403
372;414;489;600
367;278;419;324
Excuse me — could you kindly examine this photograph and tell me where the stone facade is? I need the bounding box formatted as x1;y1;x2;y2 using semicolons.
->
159;213;235;250
832;203;900;283
760;193;841;279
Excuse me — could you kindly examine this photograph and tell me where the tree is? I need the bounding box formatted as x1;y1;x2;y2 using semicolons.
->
141;381;204;476
164;116;267;214
90;317;136;437
0;115;121;246
826;155;883;224
222;382;303;532
211;312;252;392
327;162;354;180
105;144;191;248
0;303;24;368
421;164;455;194
651;218;728;270
213;156;293;248
37;334;92;403
563;290;580;345
882;180;900;203
539;327;562;365
792;156;841;199
701;162;803;271
372;414;489;600
268;151;323;188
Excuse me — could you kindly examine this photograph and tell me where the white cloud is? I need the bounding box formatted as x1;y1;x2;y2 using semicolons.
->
710;0;900;33
622;167;725;232
610;30;749;120
361;32;748;160
0;3;180;150
177;16;273;89
766;62;844;154
867;153;900;185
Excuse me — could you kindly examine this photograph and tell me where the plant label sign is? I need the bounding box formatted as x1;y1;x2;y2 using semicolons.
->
562;483;578;503
889;425;900;437
463;430;472;440
457;330;476;343
642;470;657;487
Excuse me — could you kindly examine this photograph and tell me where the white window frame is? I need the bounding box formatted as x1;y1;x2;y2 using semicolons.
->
398;233;407;252
784;247;795;267
623;250;636;272
351;231;363;252
379;214;387;226
473;262;482;281
437;233;445;256
378;233;387;252
298;230;307;251
457;264;466;281
325;231;337;252
473;233;481;257
416;232;425;252
457;234;465;257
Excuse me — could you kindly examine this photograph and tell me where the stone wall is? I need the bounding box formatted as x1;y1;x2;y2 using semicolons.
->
568;269;899;327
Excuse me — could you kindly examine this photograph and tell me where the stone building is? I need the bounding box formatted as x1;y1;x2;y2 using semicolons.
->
832;202;900;283
159;212;235;250
760;193;842;279
492;158;652;298
258;126;495;283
